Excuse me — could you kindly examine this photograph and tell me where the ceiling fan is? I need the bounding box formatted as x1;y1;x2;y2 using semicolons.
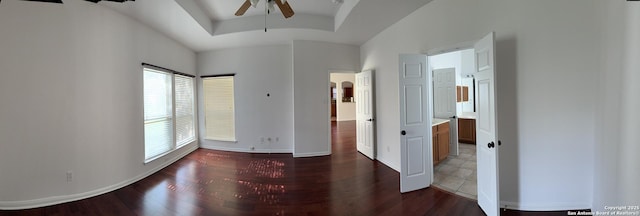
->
2;0;134;4
235;0;294;19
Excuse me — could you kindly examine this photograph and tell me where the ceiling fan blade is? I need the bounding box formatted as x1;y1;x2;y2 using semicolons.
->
274;0;294;18
235;0;251;16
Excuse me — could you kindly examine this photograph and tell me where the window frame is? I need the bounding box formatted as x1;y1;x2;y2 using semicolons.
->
143;63;197;163
201;74;237;142
174;74;197;148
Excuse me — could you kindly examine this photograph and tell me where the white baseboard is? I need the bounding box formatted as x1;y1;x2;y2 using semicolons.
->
200;144;292;154
376;156;400;172
293;151;330;158
501;201;591;211
0;144;199;210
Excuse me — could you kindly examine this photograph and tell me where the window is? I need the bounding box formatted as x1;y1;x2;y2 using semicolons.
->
143;65;196;162
175;75;196;147
203;76;236;141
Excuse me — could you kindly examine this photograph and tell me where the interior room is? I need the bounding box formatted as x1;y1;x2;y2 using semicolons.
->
429;49;478;200
0;0;638;215
329;72;357;122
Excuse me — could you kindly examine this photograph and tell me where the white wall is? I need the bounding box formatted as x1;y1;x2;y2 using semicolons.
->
593;1;640;211
330;73;356;121
430;51;462;75
292;41;360;157
197;45;293;153
619;3;640;205
360;0;598;210
0;0;197;209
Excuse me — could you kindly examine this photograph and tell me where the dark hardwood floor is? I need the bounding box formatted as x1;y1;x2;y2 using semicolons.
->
1;121;579;216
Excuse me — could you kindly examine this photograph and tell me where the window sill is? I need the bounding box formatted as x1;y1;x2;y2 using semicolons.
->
204;138;237;143
144;140;197;164
144;151;172;164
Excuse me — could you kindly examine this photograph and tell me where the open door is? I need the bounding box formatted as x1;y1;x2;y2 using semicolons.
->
356;70;375;159
433;68;459;156
475;32;500;216
399;54;432;193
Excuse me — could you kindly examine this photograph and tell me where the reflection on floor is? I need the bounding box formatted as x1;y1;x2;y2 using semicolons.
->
433;143;478;200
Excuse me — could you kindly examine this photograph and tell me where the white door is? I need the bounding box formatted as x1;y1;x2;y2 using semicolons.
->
433;68;459;156
356;70;375;159
399;54;432;193
475;32;500;216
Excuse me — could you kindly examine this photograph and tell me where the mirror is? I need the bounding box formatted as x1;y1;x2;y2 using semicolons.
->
460;77;475;112
330;82;337;101
341;81;354;102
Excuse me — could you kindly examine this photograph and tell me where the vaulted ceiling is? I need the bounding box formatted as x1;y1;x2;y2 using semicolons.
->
100;0;433;51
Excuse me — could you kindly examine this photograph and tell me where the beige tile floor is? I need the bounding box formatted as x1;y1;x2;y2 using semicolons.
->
433;143;477;200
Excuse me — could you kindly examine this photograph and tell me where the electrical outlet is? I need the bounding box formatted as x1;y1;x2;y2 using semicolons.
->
66;171;73;182
275;137;279;142
267;137;272;142
387;146;390;152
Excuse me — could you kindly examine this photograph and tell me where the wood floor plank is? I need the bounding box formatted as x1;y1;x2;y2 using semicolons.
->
0;121;584;215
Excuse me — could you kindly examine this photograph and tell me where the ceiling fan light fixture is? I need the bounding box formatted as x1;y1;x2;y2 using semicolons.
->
268;1;275;13
250;0;259;8
236;0;294;19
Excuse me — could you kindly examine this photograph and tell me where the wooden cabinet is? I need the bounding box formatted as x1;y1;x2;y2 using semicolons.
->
462;86;469;102
456;86;470;102
432;122;450;165
458;118;476;144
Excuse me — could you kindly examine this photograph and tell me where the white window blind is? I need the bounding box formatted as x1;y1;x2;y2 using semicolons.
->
143;64;197;163
143;68;173;160
175;75;196;147
203;76;236;141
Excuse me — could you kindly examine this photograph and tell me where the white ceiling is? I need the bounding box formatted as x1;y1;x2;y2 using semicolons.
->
100;0;433;52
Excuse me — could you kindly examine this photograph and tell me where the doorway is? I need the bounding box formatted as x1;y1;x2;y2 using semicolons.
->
429;49;478;200
399;32;499;216
329;72;357;153
330;82;337;121
328;71;376;160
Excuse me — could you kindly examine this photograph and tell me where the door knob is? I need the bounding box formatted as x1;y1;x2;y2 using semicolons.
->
367;118;374;122
450;115;456;119
401;130;406;135
488;141;495;148
498;140;502;146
